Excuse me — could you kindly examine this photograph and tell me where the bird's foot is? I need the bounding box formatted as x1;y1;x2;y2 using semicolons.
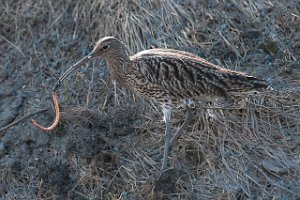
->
152;168;179;198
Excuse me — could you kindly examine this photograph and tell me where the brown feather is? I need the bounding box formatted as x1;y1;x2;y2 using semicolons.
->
64;37;271;105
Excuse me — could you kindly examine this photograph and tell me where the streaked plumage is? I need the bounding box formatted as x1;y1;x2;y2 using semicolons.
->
128;48;269;105
54;36;271;171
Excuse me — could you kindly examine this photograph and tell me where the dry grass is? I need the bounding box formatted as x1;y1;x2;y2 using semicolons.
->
0;0;300;199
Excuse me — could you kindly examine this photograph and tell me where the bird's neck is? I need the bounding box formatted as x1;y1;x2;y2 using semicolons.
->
106;45;131;86
107;57;130;83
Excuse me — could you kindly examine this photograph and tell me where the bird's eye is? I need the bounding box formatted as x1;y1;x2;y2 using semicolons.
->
102;45;109;50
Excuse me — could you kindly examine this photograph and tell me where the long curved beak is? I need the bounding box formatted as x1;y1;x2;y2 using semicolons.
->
53;51;97;91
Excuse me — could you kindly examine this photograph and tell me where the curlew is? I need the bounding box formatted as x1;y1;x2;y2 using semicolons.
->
53;36;271;171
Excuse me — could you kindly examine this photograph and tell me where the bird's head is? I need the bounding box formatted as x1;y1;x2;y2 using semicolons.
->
91;36;127;60
53;36;128;91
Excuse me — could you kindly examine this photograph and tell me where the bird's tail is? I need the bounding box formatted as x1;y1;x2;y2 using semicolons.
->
247;76;273;91
227;75;273;93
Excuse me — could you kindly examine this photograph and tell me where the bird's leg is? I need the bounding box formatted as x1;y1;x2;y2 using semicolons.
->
149;107;192;160
169;108;192;147
161;105;172;171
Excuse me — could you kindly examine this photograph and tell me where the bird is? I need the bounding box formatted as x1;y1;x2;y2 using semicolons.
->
53;36;271;171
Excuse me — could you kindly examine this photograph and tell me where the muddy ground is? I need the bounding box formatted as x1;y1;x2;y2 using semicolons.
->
0;0;300;199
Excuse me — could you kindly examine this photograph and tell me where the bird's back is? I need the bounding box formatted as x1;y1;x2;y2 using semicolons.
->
127;48;270;104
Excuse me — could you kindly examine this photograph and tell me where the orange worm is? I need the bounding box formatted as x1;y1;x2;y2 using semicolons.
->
32;91;60;131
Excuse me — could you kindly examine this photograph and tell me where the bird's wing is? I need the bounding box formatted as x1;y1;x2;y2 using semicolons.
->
131;50;269;100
